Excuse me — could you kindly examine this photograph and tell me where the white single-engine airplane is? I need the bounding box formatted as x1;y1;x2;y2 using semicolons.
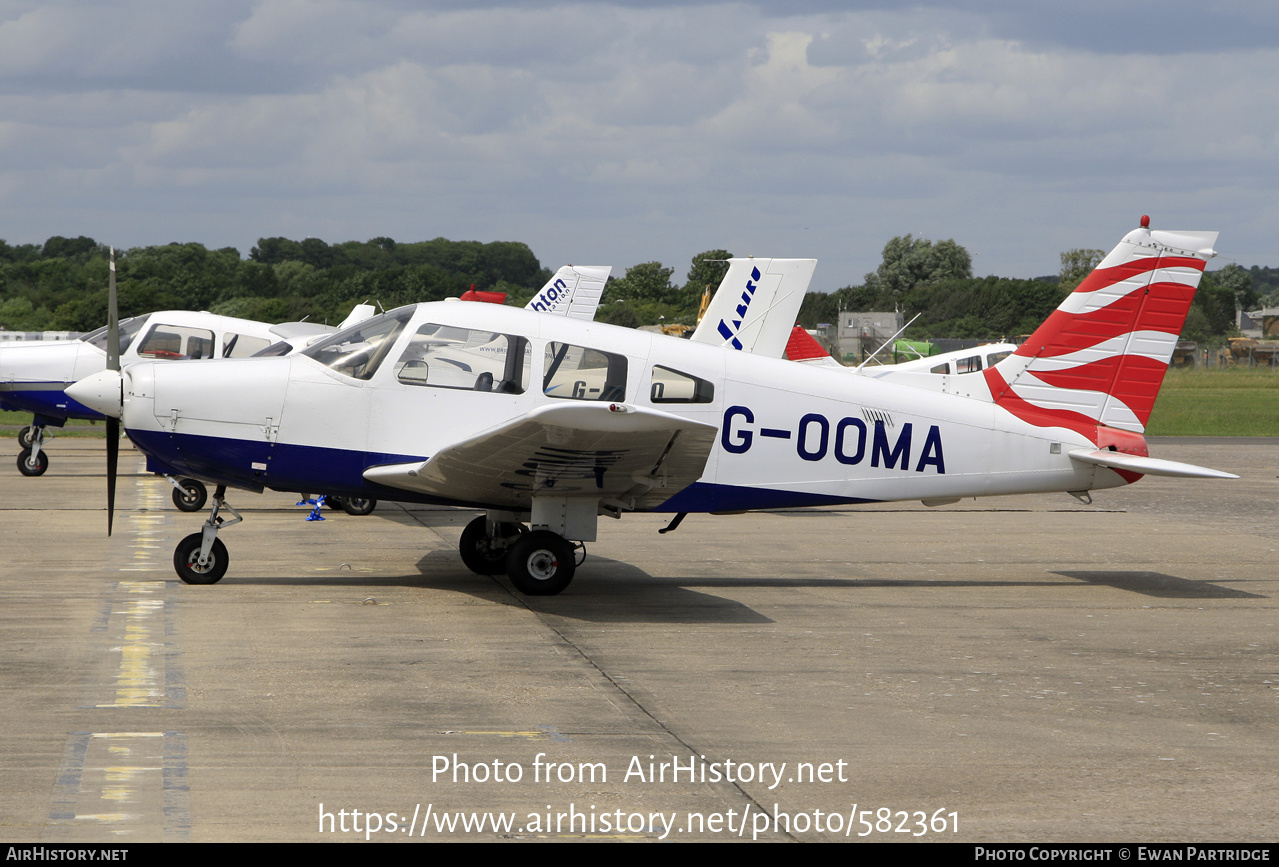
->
0;309;333;477
1;263;607;485
69;219;1235;595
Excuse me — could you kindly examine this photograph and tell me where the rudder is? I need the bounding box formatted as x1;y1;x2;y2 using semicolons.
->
986;219;1217;436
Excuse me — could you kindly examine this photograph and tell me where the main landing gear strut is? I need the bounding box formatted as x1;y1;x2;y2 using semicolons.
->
173;484;242;585
458;513;583;596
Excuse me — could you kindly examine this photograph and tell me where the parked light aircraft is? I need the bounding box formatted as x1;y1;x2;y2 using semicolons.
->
69;220;1235;595
0;310;333;477
785;326;1018;378
1;264;608;483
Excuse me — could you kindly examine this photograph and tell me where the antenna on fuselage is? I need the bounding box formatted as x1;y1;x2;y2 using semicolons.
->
855;312;922;371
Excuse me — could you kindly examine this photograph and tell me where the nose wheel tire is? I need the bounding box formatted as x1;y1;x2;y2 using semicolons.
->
17;426;35;448
506;530;575;596
174;533;229;585
341;497;376;516
172;479;208;512
17;448;48;476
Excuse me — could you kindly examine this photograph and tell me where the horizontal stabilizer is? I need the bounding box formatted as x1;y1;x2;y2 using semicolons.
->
1068;448;1238;479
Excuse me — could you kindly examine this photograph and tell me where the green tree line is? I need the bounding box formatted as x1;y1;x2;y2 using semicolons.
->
794;238;1258;344
0;233;1259;345
0;235;549;332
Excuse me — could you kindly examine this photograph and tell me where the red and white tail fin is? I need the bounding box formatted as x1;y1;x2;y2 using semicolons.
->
784;325;834;362
985;219;1217;438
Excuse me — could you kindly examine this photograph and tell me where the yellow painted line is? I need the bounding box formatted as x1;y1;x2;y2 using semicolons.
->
73;813;133;823
99;584;168;708
453;731;547;739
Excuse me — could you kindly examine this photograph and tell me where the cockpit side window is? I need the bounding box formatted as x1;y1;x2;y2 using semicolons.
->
302;307;412;380
393;323;530;394
137;325;215;360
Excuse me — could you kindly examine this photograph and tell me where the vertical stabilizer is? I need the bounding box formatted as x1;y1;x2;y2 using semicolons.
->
526;265;611;320
690;258;817;357
986;220;1217;436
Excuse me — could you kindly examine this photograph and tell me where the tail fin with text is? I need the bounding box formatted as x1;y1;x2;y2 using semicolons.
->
690;258;817;357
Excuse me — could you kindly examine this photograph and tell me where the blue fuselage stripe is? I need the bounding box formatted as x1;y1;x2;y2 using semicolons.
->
0;385;101;424
129;430;882;512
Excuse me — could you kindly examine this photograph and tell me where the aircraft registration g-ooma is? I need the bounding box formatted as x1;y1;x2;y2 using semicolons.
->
69;218;1236;596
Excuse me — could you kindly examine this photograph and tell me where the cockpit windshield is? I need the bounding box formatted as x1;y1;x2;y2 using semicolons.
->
301;307;413;380
83;315;151;355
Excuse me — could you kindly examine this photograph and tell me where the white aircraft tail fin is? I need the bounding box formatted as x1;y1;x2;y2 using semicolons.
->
690;258;817;357
525;265;611;320
986;219;1216;438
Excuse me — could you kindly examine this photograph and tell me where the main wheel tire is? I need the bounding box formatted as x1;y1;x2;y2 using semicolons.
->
16;448;48;477
459;516;522;575
325;496;344;510
506;530;575;596
17;426;35;448
172;479;208;512
173;533;229;585
341;496;376;516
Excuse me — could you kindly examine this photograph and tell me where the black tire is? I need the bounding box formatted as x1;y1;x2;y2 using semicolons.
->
459;516;526;575
325;496;344;510
16;448;48;477
173;532;229;585
506;530;575;595
341;496;376;516
17;426;35;448
172;479;208;512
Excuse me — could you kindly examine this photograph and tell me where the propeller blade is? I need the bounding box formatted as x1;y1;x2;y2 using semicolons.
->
107;417;118;536
107;247;119;372
106;247;119;534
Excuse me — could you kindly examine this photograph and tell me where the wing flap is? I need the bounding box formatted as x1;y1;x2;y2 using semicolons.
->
364;402;718;509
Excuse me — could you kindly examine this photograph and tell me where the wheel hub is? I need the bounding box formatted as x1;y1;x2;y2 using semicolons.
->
187;552;215;573
525;550;559;581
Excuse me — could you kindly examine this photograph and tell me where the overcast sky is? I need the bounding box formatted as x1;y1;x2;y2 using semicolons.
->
1;0;1275;291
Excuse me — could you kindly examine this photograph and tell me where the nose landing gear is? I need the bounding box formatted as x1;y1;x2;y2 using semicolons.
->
173;485;241;585
16;426;48;476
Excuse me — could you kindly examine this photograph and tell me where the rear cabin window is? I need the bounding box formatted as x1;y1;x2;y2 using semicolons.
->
394;324;530;393
543;342;627;401
649;365;714;404
223;333;272;358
